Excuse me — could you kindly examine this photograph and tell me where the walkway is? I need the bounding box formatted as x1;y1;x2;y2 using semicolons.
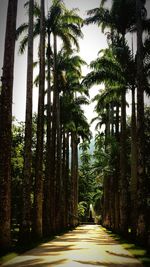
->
2;224;143;267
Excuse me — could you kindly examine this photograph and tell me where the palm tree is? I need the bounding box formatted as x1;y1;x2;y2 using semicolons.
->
136;0;147;244
130;37;138;237
46;3;83;233
106;1;136;234
53;47;87;230
91;85;121;229
58;51;90;226
33;0;45;239
20;0;34;244
0;0;18;251
91;83;122;228
25;1;84;234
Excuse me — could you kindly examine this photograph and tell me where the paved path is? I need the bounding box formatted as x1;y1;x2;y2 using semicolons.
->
2;224;143;267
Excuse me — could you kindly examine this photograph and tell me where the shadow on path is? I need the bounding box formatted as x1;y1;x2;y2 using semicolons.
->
74;260;142;267
2;225;143;267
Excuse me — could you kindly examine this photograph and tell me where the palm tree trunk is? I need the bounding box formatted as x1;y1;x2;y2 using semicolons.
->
114;103;120;232
110;103;115;229
103;104;111;228
136;0;147;244
43;30;52;237
130;86;138;238
75;136;79;226
33;0;45;239
0;0;18;251
51;72;57;233
71;131;79;226
111;102;114;135
106;104;110;137
115;103;120;136
120;89;128;235
61;127;66;228
53;33;62;231
66;131;70;226
103;175;111;228
21;0;34;244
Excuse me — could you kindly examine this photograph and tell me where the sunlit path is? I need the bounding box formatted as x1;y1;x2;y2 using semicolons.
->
2;225;143;267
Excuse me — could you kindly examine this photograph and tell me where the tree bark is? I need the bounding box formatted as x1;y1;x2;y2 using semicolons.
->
43;30;52;237
51;70;57;233
114;103;120;232
65;131;70;227
33;0;45;239
21;0;34;244
0;0;18;251
136;0;147;244
119;89;128;235
71;132;79;226
53;33;62;231
103;176;111;228
130;86;138;238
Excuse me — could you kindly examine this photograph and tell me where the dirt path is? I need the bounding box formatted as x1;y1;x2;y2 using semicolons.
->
2;224;143;267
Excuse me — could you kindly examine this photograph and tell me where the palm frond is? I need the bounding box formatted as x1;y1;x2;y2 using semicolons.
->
16;23;28;40
63;13;83;25
74;96;89;106
18;35;28;54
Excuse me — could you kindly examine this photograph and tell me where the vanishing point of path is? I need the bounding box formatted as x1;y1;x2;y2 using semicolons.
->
2;225;143;267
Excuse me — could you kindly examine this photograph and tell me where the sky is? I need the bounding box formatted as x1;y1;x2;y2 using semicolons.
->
0;0;150;133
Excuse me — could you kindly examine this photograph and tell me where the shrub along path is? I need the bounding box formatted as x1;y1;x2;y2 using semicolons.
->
2;224;143;267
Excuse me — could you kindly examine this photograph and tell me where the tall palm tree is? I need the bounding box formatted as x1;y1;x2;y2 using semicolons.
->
58;51;90;225
106;1;136;235
48;2;83;232
56;50;88;227
33;0;45;239
23;1;84;234
91;85;121;230
136;0;147;244
53;48;87;230
0;0;18;250
130;37;138;237
20;0;34;244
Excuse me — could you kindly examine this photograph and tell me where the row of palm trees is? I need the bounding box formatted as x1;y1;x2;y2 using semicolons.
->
0;0;90;251
83;0;150;246
1;0;149;252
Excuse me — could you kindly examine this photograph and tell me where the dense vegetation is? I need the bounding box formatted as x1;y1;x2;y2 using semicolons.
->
0;0;150;255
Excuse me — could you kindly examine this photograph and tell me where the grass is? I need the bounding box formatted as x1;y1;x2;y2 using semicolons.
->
0;253;19;265
103;228;150;267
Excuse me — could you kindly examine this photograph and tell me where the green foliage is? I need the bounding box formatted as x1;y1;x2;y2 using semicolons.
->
78;201;88;220
79;141;93;203
92;134;117;179
92;189;103;214
11;120;24;226
78;140;104;220
16;0;83;54
11;115;37;228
